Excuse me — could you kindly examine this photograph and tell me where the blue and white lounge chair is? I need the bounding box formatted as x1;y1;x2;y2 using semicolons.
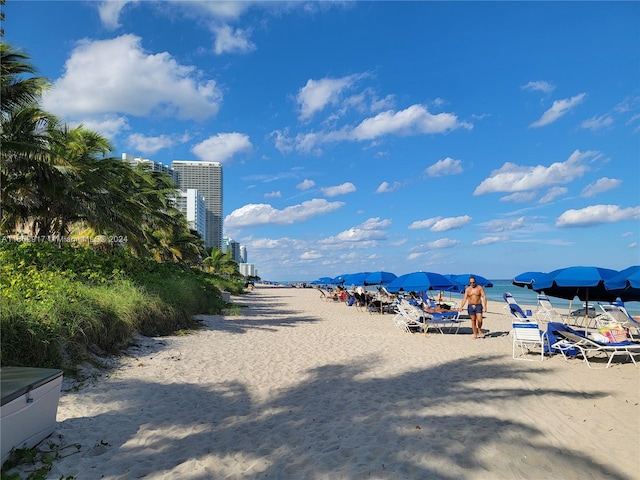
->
535;294;568;324
610;301;640;338
512;321;549;361
503;292;534;320
548;322;640;369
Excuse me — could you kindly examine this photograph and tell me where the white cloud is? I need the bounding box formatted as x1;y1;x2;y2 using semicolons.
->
126;133;182;155
300;250;323;260
352;104;472;140
42;35;222;122
408;217;439;230
320;217;391;245
538;186;568;204
484;217;526;233
225;198;344;227
500;192;538;203
248;237;302;250
320;182;356;197
474;149;597;195
76;115;130;140
191;132;252;163
274;103;472;154
556;205;640;227
97;0;133;30
375;181;402;193
580;177;622;198
472;236;507;246
297;75;363;121
521;80;555;94
629;242;638;248
212;24;256;55
423;157;463;177
530;93;586;127
264;191;281;199
297;179;316;190
429;215;471;232
427;238;460;249
580;114;614;131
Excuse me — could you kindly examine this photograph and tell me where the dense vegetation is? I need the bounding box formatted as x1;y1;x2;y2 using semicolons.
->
0;242;244;369
0;42;246;370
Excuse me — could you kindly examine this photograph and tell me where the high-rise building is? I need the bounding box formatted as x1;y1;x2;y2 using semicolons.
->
174;189;207;243
122;153;178;185
239;263;257;278
222;237;244;263
172;161;223;250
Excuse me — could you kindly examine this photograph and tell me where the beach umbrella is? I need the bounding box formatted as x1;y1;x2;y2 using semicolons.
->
532;266;619;326
364;271;397;286
332;274;349;285
447;274;493;288
339;272;371;286
386;271;459;293
532;266;619;302
603;266;640;302
512;271;548;289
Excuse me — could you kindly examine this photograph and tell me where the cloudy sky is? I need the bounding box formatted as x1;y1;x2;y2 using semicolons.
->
7;1;639;281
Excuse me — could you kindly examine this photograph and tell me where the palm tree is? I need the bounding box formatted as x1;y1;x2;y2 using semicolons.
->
203;249;239;277
1;42;49;113
1;42;62;234
1;41;205;267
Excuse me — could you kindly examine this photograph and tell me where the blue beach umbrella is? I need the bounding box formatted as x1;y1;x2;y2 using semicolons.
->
364;271;397;286
603;265;640;301
386;271;459;293
532;266;619;327
332;274;349;285
512;271;548;289
532;266;619;302
338;272;371;286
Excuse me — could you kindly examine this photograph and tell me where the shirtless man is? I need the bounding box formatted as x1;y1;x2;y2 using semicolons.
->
458;276;487;339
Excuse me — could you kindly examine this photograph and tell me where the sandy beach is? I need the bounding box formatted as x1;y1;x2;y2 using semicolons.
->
10;285;639;479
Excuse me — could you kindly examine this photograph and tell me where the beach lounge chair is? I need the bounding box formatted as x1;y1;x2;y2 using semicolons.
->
352;291;367;312
535;294;568;324
395;299;462;334
595;304;638;339
613;301;640;337
511;321;549;361
392;300;427;333
549;323;640;369
422;308;463;334
503;292;534;320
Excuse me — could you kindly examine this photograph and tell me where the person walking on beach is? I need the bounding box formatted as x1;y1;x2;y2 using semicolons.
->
458;276;487;339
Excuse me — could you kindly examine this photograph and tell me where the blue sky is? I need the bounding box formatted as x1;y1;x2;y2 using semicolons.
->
7;1;640;282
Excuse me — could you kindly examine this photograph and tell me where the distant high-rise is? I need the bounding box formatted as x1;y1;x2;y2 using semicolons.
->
122;153;178;185
222;236;243;263
239;263;257;278
174;189;207;243
172;161;223;250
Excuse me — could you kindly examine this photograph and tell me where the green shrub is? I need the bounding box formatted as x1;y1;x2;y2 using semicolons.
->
0;242;243;370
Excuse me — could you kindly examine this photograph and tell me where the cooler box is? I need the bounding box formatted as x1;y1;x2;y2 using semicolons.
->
1;367;63;465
